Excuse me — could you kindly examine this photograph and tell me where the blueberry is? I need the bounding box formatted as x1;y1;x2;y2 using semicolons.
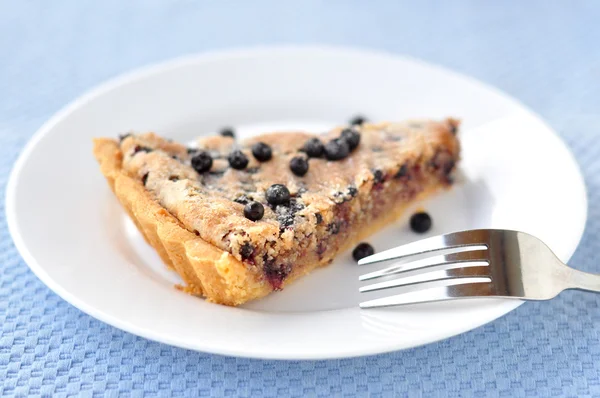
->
244;201;264;221
352;242;375;262
350;115;367;126
234;194;252;205
333;191;346;204
315;213;323;224
266;184;290;206
327;222;341;235
191;151;213;173
394;164;408;179
289;198;305;213
228;150;249;170
290;156;309;176
240;242;254;260
324;138;350;161
372;169;384;184
276;206;295;229
302;138;324;158
251;142;272;162
220;127;235;138
410;212;432;233
118;133;132;142
341;128;360;150
133;145;152;155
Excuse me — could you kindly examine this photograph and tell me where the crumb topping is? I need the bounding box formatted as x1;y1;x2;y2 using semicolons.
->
119;119;460;288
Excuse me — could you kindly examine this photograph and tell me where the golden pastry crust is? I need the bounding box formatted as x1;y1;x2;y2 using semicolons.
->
93;139;272;304
93;119;460;306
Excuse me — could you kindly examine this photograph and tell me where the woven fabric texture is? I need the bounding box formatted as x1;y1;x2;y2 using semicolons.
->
1;1;600;397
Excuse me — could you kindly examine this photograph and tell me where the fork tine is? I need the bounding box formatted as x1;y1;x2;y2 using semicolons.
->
359;282;495;308
360;266;491;293
359;250;489;281
357;231;488;266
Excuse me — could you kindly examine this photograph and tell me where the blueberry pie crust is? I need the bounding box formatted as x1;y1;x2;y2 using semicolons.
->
93;119;460;305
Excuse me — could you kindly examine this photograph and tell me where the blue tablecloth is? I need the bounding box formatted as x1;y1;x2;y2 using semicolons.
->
2;1;600;396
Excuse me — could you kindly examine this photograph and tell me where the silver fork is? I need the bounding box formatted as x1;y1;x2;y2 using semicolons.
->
357;229;598;309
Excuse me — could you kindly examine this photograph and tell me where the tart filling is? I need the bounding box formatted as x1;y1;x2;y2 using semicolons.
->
115;119;460;291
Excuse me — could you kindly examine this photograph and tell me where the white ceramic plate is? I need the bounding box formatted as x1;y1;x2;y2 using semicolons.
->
6;47;587;360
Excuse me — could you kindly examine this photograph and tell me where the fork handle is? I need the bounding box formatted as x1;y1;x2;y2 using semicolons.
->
567;268;600;293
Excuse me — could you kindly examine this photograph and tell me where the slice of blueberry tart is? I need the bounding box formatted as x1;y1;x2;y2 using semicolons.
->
93;118;460;305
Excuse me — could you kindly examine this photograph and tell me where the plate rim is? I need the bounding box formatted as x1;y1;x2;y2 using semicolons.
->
5;45;588;360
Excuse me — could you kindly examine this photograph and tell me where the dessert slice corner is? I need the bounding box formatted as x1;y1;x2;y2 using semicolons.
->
93;138;272;306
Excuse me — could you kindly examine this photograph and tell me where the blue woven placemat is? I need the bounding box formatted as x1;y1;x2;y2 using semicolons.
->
2;1;600;396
